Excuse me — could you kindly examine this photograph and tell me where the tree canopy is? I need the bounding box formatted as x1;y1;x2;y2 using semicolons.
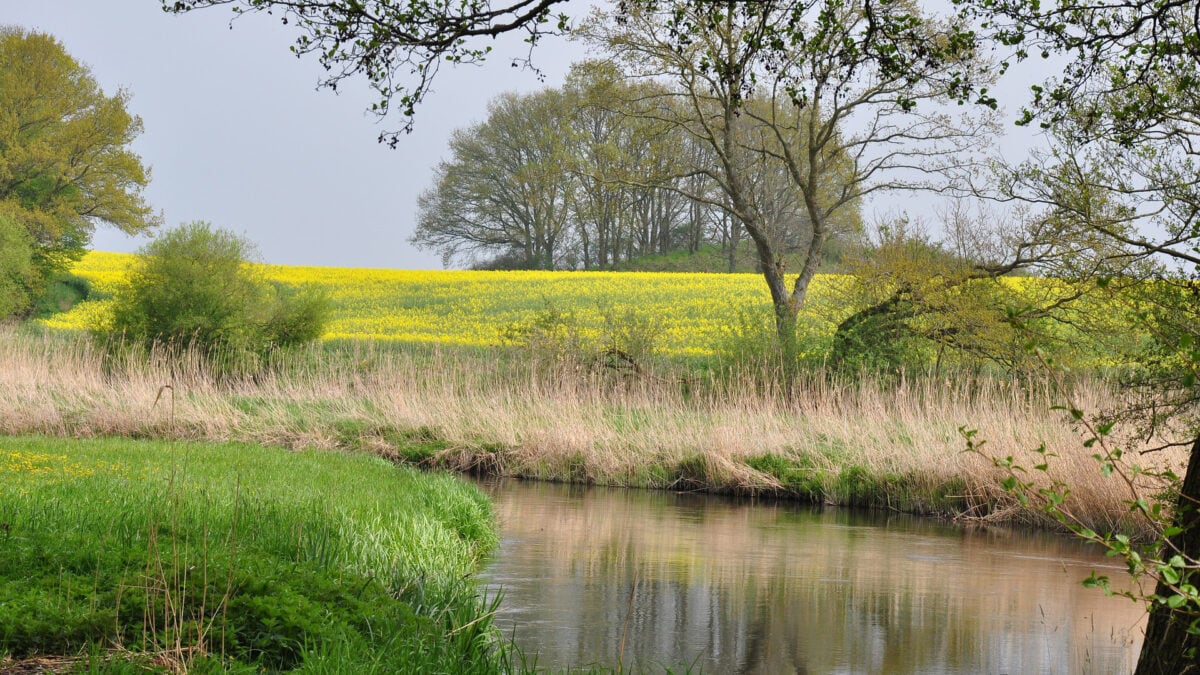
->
0;27;159;317
411;63;864;272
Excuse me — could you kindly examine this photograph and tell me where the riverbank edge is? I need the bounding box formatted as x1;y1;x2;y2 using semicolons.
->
345;426;1045;527
14;422;1124;537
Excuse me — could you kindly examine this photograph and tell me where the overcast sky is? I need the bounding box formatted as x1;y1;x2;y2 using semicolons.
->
7;1;1046;270
7;0;584;269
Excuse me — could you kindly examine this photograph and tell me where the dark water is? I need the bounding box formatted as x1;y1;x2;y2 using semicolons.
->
476;479;1146;674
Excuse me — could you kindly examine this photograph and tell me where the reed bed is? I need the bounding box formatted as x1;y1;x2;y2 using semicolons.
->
0;327;1181;538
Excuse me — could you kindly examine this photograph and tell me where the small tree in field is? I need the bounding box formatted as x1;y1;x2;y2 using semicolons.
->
106;222;330;361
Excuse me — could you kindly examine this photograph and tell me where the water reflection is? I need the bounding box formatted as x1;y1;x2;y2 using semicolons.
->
477;480;1146;674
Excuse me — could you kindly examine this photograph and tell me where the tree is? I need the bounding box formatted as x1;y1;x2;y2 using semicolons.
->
0;28;159;314
107;222;330;361
411;67;738;271
578;0;993;363
831;206;1109;376
411;89;574;269
1001;144;1200;675
561;62;719;270
953;0;1200;670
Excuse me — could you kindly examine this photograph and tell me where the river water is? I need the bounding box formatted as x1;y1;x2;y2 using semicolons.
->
476;479;1147;674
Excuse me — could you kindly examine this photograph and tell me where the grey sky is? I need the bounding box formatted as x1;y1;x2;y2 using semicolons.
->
6;0;581;269
7;1;1047;269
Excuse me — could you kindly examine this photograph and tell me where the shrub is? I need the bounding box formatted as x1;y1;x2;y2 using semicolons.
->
105;222;330;361
266;282;331;348
501;300;664;375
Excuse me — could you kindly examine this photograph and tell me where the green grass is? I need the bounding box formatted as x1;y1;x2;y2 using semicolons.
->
0;436;510;672
31;273;95;319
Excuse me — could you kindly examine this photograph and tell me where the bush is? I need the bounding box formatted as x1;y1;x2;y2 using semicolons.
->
500;301;664;376
105;222;330;361
266;282;332;348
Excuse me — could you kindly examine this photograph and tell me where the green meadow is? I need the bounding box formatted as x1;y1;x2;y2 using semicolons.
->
0;435;511;673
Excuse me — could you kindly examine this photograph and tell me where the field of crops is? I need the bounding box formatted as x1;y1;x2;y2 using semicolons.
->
42;251;1140;366
44;251;862;356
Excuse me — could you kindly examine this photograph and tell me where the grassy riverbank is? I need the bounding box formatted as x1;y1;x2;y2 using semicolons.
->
0;328;1182;540
0;434;507;672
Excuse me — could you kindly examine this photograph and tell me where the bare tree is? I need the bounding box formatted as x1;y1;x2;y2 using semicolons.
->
580;0;996;362
411;90;572;269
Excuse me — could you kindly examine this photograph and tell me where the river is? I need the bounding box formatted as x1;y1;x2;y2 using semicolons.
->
477;479;1146;674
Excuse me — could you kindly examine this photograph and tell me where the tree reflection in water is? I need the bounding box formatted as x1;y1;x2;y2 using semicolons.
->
478;480;1144;674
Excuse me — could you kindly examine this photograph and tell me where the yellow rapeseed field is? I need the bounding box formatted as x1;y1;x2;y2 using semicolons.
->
41;251;1137;365
44;251;857;356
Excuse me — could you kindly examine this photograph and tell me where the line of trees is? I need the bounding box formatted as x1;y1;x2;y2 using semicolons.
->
410;62;863;274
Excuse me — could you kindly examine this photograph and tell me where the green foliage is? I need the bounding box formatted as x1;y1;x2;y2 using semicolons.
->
501;300;664;376
0;435;508;671
266;283;332;348
105;222;330;364
31;273;93;318
0;214;34;319
830;296;924;375
613;244;758;273
746;453;826;500
0;27;159;299
711;309;830;384
412;88;572;270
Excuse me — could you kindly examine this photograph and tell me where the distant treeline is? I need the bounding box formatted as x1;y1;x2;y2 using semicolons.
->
411;62;861;272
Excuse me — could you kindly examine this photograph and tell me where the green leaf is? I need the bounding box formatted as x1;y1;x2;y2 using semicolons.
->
1162;566;1181;585
1168;594;1188;609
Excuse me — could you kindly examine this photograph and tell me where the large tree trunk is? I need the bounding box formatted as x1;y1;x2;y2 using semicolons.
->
1136;435;1200;674
774;301;800;368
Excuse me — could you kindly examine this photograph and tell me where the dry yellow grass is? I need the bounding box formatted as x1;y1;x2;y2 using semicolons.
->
0;327;1181;537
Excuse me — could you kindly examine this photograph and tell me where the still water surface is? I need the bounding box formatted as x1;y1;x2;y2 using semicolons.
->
477;479;1147;674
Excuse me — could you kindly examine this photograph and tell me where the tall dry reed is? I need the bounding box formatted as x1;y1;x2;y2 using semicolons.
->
0;327;1181;536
